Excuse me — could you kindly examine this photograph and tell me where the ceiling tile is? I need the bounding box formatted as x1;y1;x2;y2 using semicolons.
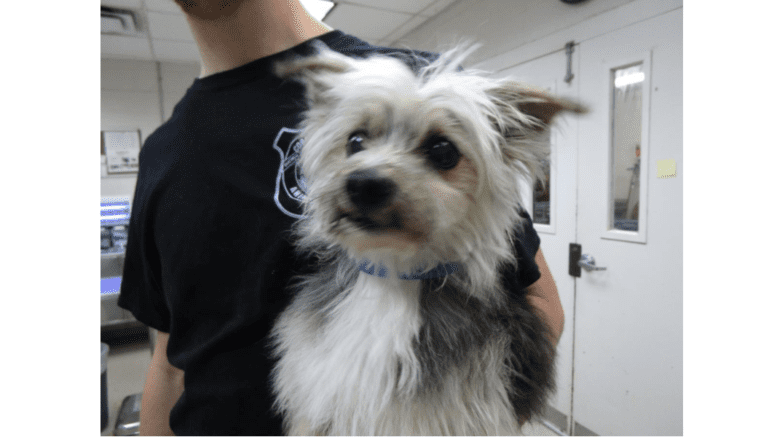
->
101;58;159;92
325;4;412;41
418;0;457;17
151;39;201;63
101;0;143;9
101;34;152;60
382;15;429;45
337;0;437;14
147;11;194;41
143;0;183;13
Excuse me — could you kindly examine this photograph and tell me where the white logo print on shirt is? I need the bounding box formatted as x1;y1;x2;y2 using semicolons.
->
272;127;307;219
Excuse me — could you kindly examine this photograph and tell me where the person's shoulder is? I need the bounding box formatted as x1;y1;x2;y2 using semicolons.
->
138;117;180;163
324;31;439;74
135;106;198;186
138;84;204;160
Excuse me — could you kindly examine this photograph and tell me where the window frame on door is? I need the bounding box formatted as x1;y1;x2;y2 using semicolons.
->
601;51;653;244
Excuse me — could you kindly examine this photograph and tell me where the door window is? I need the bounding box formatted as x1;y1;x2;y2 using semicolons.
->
603;55;651;244
610;63;643;232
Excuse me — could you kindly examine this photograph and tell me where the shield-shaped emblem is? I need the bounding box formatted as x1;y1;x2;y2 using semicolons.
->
272;128;307;219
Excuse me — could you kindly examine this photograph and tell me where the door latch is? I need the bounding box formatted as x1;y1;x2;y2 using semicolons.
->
578;254;607;272
569;243;582;277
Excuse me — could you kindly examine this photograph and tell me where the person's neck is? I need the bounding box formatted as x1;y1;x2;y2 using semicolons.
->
183;0;333;78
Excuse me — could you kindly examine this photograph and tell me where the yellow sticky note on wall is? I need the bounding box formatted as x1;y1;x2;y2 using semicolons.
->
657;159;676;178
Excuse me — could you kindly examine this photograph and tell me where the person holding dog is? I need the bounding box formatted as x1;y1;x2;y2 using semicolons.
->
118;1;565;435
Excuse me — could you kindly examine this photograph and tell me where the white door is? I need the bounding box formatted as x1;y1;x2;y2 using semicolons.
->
502;8;682;436
501;47;581;434
573;9;683;436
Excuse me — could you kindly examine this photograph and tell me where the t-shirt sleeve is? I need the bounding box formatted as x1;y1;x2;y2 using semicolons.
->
117;147;171;333
516;208;542;288
500;208;542;295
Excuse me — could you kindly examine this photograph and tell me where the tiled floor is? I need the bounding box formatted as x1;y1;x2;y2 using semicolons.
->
101;338;560;436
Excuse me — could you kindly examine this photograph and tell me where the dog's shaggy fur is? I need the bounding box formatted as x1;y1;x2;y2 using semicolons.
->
270;46;585;435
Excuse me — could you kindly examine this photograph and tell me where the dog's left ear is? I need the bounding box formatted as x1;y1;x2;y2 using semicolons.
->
275;44;355;105
486;82;587;178
486;82;587;134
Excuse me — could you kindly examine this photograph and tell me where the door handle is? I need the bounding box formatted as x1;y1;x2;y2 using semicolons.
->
578;254;607;272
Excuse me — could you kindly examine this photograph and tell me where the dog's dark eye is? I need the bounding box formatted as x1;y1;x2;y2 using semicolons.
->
423;137;461;170
346;131;367;156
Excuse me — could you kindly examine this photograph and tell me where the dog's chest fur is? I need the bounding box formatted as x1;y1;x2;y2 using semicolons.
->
271;263;521;435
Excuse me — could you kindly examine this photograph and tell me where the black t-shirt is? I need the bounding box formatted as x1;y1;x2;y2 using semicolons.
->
118;30;541;436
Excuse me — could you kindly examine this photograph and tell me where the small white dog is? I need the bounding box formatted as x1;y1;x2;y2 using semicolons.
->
271;45;585;435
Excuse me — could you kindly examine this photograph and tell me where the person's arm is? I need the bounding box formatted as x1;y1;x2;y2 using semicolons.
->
525;248;564;346
139;331;184;436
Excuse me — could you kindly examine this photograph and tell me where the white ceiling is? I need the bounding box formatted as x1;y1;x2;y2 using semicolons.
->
101;0;457;64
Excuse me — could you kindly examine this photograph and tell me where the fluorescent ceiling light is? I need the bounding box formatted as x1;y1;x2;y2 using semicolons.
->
301;0;335;21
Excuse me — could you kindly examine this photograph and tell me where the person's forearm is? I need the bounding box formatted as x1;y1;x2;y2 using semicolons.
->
527;293;564;346
139;333;184;436
526;249;564;346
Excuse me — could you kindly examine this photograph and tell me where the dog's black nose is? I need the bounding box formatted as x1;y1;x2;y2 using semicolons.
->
346;169;396;210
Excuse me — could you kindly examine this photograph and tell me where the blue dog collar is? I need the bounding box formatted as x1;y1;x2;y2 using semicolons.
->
357;260;461;280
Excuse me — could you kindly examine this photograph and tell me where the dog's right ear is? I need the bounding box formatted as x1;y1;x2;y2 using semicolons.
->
275;43;355;105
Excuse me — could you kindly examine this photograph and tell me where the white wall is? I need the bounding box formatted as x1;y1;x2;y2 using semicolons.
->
100;58;200;199
393;0;638;66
